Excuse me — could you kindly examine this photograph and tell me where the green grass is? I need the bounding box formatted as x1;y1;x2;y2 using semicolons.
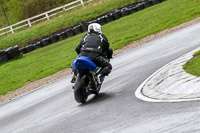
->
194;50;200;57
0;0;141;50
0;37;78;94
1;0;200;95
183;51;200;76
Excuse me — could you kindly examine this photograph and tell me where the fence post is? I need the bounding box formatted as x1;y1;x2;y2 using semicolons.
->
80;0;84;6
28;19;32;27
62;6;66;11
10;26;14;34
45;13;50;20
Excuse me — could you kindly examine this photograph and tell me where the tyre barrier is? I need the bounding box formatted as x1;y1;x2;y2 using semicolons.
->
20;44;36;54
49;34;59;44
41;37;51;47
57;31;67;41
73;25;83;35
20;47;28;54
87;19;98;25
26;45;34;53
136;2;145;11
33;41;43;49
104;13;115;23
5;45;21;60
143;0;153;8
0;50;7;63
120;7;130;17
149;0;161;5
80;22;89;32
0;0;167;64
96;16;107;25
128;4;138;14
64;28;75;37
112;9;122;20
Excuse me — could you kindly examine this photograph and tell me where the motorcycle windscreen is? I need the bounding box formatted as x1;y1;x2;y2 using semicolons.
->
73;56;96;71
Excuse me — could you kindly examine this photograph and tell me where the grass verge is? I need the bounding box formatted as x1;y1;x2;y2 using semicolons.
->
0;0;200;95
0;0;141;50
183;50;200;76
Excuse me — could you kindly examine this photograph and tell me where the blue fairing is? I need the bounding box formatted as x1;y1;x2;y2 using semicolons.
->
73;56;96;71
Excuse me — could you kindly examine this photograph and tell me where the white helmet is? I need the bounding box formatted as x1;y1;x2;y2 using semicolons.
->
88;23;103;34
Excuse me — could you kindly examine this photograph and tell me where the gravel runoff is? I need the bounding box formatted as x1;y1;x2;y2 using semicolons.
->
1;17;200;104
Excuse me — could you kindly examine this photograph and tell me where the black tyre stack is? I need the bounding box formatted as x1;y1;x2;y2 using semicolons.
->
5;45;21;60
73;25;83;35
57;31;67;41
32;41;43;49
41;37;51;47
50;33;59;44
0;50;7;63
64;28;75;38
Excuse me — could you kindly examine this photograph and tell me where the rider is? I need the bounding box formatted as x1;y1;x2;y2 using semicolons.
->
71;23;113;83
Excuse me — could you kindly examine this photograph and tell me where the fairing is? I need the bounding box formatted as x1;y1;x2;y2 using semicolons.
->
73;56;96;71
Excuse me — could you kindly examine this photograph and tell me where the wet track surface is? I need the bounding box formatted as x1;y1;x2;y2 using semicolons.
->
1;22;200;133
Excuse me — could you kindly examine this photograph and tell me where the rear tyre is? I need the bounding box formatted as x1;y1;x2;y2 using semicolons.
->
74;74;88;103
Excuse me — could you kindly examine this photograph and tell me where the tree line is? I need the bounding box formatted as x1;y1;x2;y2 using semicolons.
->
0;0;75;28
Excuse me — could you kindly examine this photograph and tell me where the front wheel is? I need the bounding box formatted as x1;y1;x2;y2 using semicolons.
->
74;74;88;103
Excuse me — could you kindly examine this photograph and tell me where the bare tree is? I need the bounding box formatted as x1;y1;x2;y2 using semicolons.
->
0;1;10;26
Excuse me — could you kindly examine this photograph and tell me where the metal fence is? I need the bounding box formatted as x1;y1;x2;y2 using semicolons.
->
0;0;92;36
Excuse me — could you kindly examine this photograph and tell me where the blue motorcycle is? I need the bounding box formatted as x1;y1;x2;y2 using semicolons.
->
73;56;105;103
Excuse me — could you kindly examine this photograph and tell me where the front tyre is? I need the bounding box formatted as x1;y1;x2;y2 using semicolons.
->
74;74;88;103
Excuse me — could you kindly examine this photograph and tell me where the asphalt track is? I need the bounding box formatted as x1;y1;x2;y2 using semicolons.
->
1;22;200;133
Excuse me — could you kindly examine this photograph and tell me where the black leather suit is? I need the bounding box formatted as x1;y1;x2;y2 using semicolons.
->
75;32;112;76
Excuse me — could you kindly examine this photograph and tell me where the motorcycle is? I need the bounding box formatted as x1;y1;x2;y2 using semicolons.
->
72;56;105;103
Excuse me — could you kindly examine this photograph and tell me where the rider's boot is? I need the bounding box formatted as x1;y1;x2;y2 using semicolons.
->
97;74;102;85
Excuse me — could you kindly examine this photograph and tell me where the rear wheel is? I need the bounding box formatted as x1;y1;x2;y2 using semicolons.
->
74;74;88;103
